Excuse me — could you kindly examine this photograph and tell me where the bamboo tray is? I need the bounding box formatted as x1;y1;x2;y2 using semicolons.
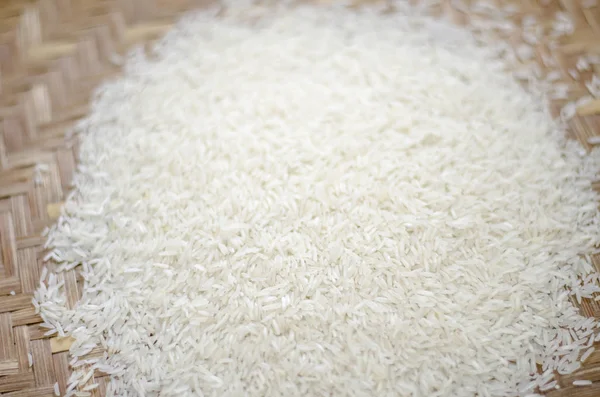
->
0;0;599;396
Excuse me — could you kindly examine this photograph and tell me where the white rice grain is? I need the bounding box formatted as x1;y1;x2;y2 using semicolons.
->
573;380;593;386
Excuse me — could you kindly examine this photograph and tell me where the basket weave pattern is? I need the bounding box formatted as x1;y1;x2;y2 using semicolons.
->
0;0;599;396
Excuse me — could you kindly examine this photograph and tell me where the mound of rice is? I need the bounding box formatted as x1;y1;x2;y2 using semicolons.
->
36;1;600;396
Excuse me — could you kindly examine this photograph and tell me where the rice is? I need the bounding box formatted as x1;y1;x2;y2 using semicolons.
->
35;1;600;396
588;136;600;145
573;379;593;386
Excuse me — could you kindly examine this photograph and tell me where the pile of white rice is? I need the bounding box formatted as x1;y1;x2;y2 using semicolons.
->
35;1;600;396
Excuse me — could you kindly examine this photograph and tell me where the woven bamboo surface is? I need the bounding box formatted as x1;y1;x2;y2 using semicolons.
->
0;0;599;396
